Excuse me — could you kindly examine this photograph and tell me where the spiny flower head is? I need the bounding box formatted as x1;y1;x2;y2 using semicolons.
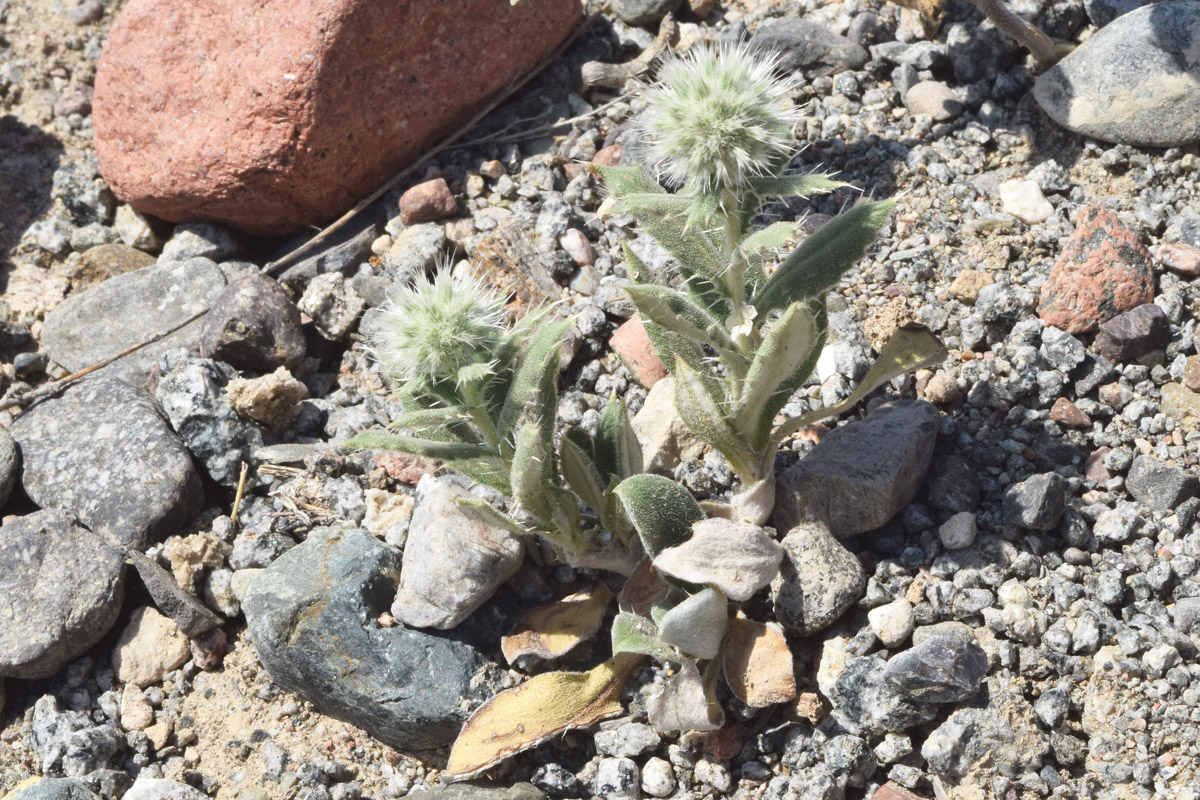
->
637;42;801;198
372;270;506;387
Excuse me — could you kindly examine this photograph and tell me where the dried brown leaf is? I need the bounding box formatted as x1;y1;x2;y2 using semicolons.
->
723;613;797;708
445;653;643;778
501;584;614;663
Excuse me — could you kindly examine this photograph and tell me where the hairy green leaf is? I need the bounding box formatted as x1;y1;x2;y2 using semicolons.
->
623;242;648;283
611;193;694;218
740;221;798;257
642;321;708;376
625;284;744;373
746;174;846;200
559;433;607;516
754;199;894;312
734;303;820;442
452;495;528;536
613;474;705;558
595;394;643;481
497;321;566;443
387;407;472;432
345;430;491;461
596;165;666;198
673;358;759;481
611;612;686;662
511;422;555;520
765;325;947;468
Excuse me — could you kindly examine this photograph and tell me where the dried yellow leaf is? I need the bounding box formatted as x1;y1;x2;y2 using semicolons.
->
445;653;642;778
501;584;614;663
723;613;797;708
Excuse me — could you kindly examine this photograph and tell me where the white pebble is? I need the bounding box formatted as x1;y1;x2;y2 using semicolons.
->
640;757;676;797
868;599;916;647
999;179;1054;224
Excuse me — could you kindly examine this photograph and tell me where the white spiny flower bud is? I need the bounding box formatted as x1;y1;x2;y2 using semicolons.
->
637;42;801;198
372;270;505;387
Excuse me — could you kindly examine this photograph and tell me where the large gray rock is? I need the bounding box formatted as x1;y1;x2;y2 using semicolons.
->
393;475;525;630
1033;1;1200;147
772;400;940;537
30;695;123;777
0;510;126;679
243;525;504;750
922;675;1049;788
827;654;939;735
40;257;227;385
750;18;869;76
153;350;263;487
771;521;866;636
883;635;989;703
3;778;101;800
13;378;204;549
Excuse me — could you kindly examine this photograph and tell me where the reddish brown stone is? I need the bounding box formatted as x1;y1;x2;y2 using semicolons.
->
870;783;930;800
72;243;156;291
1037;206;1154;334
703;724;749;759
1050;396;1091;428
592;144;624;167
398;178;458;226
373;451;436;485
1153;242;1200;277
611;314;669;388
1184;355;1200;392
94;0;581;235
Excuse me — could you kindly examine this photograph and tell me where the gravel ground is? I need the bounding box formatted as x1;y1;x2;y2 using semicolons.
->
4;0;1200;799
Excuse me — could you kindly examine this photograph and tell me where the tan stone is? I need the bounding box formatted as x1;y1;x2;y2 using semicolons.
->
113;606;191;688
632;376;703;475
120;685;155;731
948;269;992;304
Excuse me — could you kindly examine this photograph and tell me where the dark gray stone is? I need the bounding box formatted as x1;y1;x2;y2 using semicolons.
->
40;257;227;386
153;350;263;487
827;654;939;735
5;778;101;800
276;223;377;294
772;400;940;538
1002;472;1068;530
1126;455;1199;513
1093;303;1170;362
243;525;504;750
1073;354;1114;396
1033;687;1070;729
200;274;306;373
883;635;989;703
128;551;222;637
750;18;869;77
610;0;680;25
1033;1;1200;147
1083;0;1154;27
0;510;125;679
13;378;204;549
925;454;981;515
771;521;866;636
0;427;19;511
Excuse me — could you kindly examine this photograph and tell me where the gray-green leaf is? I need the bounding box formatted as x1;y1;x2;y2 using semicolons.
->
613;474;705;558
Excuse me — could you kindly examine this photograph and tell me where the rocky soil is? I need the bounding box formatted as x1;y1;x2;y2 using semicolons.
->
4;0;1200;799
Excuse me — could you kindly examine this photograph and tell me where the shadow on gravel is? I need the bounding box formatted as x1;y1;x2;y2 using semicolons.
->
0;115;63;277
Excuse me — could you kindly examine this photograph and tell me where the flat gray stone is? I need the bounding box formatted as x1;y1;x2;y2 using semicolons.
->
1126;454;1199;513
393;475;525;630
1033;1;1200;147
40;257;227;385
243;525;504;750
4;778;101;800
883;635;989;703
772;400;940;537
750;18;869;76
0;509;125;679
13;378;204;549
771;521;866;636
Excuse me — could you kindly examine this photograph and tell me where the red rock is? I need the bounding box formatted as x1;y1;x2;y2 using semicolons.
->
1184;355;1200;392
398;178;458;226
611;314;669;388
1036;206;1154;334
592;144;624;167
94;0;581;235
870;784;930;800
373;451;437;485
1050;396;1091;428
1153;242;1200;277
